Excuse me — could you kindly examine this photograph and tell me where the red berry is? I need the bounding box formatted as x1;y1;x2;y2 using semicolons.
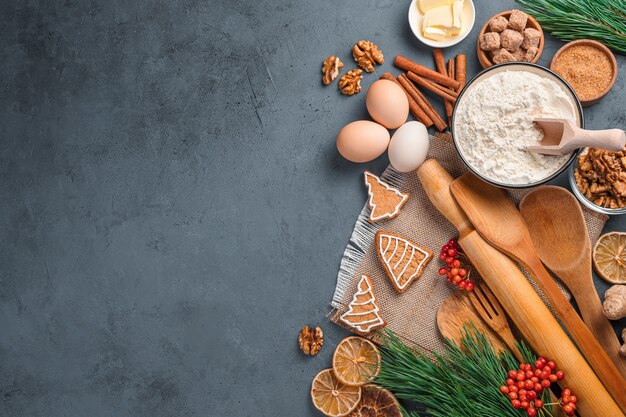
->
541;379;551;388
556;370;564;381
524;380;534;390
547;360;556;370
519;363;526;370
506;378;515;386
511;399;521;409
543;365;552;373
442;244;450;251
534;400;543;408
569;395;577;404
458;267;466;276
540;370;551;380
525;370;534;379
562;404;573;414
452;275;462;284
519;393;527;402
500;386;509;394
524;364;533;372
438;268;447;275
446;257;454;264
534;369;542;377
458;280;467;289
517;381;525;389
509;385;519;393
562;389;571;397
516;373;526;381
448;239;455;246
452;259;461;268
548;374;558;383
450;268;459;276
530;377;539;383
465;282;475;291
439;253;446;260
520;400;529;410
509;392;518;400
526;407;537;417
562;396;571;404
447;248;457;257
526;390;537;401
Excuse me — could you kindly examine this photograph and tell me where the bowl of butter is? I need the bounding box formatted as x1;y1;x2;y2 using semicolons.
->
408;0;475;48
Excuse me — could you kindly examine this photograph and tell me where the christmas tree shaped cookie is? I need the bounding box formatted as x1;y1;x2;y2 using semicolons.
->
376;231;433;293
340;275;386;335
364;171;409;223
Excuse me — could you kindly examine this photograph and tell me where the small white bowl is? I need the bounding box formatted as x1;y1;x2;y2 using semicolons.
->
408;0;475;48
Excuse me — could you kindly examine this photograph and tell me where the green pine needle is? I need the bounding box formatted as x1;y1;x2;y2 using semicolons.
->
376;325;547;417
516;0;626;54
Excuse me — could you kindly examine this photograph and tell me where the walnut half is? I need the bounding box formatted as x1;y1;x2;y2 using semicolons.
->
352;40;384;73
338;69;363;96
298;325;323;355
322;55;344;85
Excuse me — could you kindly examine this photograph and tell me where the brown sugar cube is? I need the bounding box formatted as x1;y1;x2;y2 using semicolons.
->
508;9;528;31
511;49;526;61
523;46;539;62
522;28;541;49
492;48;516;64
479;32;501;51
500;29;524;52
489;16;509;33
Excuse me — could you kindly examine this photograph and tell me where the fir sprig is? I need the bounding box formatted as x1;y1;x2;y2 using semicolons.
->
376;325;547;417
516;0;626;54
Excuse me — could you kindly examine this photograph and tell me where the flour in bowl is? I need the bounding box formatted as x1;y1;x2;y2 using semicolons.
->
454;70;577;185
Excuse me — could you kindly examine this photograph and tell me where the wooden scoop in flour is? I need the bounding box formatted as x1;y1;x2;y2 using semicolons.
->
519;186;626;377
523;118;626;155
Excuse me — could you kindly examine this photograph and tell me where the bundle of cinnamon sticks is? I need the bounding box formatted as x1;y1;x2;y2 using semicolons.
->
381;50;466;132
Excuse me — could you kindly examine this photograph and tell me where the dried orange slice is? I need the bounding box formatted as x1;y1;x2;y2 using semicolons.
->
332;336;381;386
346;384;402;417
311;369;361;417
593;232;626;284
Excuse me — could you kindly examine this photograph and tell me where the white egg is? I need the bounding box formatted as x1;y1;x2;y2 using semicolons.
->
388;121;429;172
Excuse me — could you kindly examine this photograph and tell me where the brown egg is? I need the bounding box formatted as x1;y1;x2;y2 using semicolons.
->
366;80;409;129
336;120;390;163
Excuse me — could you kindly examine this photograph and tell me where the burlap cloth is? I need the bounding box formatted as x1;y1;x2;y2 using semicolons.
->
330;134;609;353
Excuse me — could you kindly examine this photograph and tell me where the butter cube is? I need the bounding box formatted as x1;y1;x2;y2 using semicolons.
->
451;0;464;34
418;0;451;14
423;26;448;41
422;5;454;32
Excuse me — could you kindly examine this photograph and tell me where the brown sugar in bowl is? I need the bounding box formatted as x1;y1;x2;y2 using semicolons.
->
550;40;618;107
477;10;544;69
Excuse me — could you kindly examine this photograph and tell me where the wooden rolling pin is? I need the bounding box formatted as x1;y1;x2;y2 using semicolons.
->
416;159;625;417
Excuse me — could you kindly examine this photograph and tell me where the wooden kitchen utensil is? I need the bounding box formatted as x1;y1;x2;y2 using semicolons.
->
523;118;626;155
437;290;511;357
467;283;523;361
417;159;625;416
520;186;626;376
448;172;626;411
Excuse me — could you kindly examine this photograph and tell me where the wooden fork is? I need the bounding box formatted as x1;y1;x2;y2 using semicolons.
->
468;282;523;361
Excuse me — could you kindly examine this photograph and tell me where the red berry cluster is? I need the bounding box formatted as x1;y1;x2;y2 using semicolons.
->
438;239;475;291
560;388;577;416
499;357;574;417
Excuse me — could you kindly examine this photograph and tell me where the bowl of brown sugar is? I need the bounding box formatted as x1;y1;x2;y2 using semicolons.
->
550;39;617;107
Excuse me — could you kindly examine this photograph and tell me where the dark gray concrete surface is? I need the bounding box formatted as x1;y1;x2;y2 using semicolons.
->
1;0;625;415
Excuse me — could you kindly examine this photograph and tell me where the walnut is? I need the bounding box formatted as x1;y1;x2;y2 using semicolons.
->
338;69;363;96
575;146;626;208
352;40;384;73
322;55;344;85
298;325;323;355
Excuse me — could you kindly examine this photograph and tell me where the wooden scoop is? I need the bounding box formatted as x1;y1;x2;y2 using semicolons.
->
449;172;626;408
519;186;626;376
524;118;626;155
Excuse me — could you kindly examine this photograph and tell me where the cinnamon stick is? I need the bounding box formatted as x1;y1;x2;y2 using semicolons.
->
445;58;455;125
406;71;458;103
455;54;467;91
380;72;433;128
398;74;447;132
395;55;460;90
433;49;446;75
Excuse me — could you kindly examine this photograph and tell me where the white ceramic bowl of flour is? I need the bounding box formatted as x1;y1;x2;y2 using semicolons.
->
452;63;583;188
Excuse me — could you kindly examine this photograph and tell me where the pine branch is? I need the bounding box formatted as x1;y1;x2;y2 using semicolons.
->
516;0;626;54
376;325;530;417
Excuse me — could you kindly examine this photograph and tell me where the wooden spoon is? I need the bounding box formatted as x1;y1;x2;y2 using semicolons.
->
437;290;512;357
449;172;626;407
519;186;626;374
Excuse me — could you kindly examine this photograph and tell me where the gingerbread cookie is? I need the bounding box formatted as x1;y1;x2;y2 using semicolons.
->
364;171;409;223
376;231;432;293
340;275;386;335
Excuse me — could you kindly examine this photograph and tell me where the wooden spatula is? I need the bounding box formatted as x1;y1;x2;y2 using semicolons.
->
519;186;626;375
449;172;626;400
524;118;625;155
467;283;522;360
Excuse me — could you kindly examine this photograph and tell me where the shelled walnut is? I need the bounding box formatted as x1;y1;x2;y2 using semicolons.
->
352;40;384;73
298;325;323;355
574;146;626;209
338;69;363;96
322;55;344;85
